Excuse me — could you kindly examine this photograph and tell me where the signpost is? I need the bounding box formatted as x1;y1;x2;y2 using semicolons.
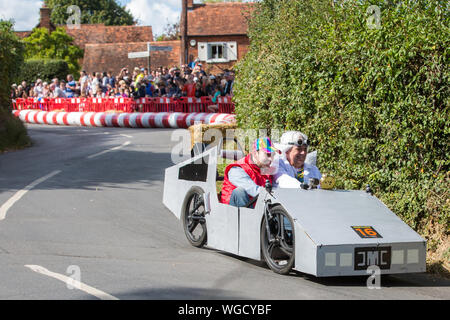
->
128;43;173;70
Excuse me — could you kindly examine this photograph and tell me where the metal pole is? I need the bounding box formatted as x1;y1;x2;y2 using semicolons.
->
147;42;151;71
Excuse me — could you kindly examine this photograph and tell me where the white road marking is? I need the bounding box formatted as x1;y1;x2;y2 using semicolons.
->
0;170;61;221
120;134;133;138
25;265;119;300
87;141;131;159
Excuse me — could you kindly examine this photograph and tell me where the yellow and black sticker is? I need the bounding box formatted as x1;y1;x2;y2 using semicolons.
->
351;226;382;238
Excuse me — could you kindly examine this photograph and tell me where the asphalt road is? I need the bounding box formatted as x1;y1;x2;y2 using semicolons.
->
0;124;449;300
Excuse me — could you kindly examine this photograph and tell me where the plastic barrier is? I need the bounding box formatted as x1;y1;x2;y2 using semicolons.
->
218;96;235;114
11;96;235;114
12;109;236;129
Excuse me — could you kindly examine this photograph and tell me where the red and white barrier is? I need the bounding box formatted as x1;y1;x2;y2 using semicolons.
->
12;110;236;129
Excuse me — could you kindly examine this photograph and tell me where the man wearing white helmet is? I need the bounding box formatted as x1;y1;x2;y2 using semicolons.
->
273;131;322;188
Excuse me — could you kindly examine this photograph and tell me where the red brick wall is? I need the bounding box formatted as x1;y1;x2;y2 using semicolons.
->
149;41;181;70
83;41;180;75
187;35;250;74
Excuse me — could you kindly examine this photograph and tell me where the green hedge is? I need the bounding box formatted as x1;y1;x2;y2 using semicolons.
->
234;0;449;239
0;108;31;151
16;59;70;84
0;20;30;152
0;20;25;108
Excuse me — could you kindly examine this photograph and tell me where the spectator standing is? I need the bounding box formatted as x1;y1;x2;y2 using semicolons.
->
42;82;51;98
102;72;109;93
65;75;77;98
34;79;44;98
205;75;217;96
182;75;196;97
51;83;66;98
79;71;88;96
21;81;30;95
11;84;17;99
92;73;102;97
17;85;28;99
107;71;116;88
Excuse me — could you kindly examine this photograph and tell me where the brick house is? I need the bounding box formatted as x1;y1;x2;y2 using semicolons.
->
15;5;179;75
180;0;254;74
16;1;255;76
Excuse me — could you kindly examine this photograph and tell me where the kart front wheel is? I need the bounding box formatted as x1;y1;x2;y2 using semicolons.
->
182;187;207;248
260;205;295;275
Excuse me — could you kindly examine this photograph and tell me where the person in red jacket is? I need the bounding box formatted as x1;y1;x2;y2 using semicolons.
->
221;137;278;207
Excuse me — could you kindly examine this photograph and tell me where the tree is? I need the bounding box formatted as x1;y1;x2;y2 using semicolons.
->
202;0;245;2
45;0;135;26
0;19;30;151
23;27;84;76
0;20;25;109
156;20;181;41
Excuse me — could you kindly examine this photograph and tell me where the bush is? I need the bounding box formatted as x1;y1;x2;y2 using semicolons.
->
234;0;449;268
0;20;25;108
16;59;70;84
0;108;31;152
0;19;30;152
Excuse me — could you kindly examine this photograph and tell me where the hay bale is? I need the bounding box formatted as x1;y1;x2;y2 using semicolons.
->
188;123;237;150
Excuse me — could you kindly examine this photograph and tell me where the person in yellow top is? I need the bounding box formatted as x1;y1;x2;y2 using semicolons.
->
134;67;145;88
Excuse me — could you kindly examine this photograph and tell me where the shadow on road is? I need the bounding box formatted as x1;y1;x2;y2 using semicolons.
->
215;251;450;289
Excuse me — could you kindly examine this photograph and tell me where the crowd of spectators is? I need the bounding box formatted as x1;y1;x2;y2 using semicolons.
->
11;59;235;111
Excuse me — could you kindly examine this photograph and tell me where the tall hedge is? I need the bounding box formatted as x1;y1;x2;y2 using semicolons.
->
0;20;25;109
234;0;449;251
0;20;30;151
16;59;70;84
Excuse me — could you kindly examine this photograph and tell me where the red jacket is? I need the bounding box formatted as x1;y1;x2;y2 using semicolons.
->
220;154;273;204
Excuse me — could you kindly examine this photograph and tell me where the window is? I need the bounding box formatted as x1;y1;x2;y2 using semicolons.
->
211;44;225;60
198;41;237;63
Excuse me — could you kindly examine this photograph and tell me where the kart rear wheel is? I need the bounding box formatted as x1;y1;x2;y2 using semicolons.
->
182;187;207;248
260;205;295;275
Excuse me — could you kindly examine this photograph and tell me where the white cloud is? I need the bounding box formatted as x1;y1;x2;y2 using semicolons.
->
126;0;180;37
0;0;41;31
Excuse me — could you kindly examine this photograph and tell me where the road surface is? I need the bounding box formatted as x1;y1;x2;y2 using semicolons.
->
0;124;449;300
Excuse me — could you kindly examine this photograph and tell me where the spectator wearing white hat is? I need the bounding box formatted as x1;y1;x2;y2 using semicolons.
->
273;131;322;188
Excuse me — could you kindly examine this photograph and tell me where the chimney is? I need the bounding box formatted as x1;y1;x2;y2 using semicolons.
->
39;4;52;30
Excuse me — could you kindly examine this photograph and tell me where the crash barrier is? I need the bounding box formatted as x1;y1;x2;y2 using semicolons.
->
11;109;236;129
12;96;235;114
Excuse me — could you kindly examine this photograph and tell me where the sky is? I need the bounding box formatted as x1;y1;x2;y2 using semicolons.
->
0;0;256;36
0;0;182;36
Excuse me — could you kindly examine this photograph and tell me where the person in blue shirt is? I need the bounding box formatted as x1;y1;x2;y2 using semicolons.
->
65;74;77;98
145;79;154;97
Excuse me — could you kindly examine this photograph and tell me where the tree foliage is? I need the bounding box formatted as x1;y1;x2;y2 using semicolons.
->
45;0;135;26
16;59;70;84
156;21;181;41
22;27;83;76
0;20;25;109
202;0;245;2
0;20;30;151
234;0;449;238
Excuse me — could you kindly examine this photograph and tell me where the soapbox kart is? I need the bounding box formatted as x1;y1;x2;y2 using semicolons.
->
162;142;426;277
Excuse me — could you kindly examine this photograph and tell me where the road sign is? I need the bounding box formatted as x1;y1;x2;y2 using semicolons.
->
128;51;150;59
149;46;172;52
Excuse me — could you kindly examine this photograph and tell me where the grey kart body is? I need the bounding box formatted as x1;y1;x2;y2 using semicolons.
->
163;147;426;277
